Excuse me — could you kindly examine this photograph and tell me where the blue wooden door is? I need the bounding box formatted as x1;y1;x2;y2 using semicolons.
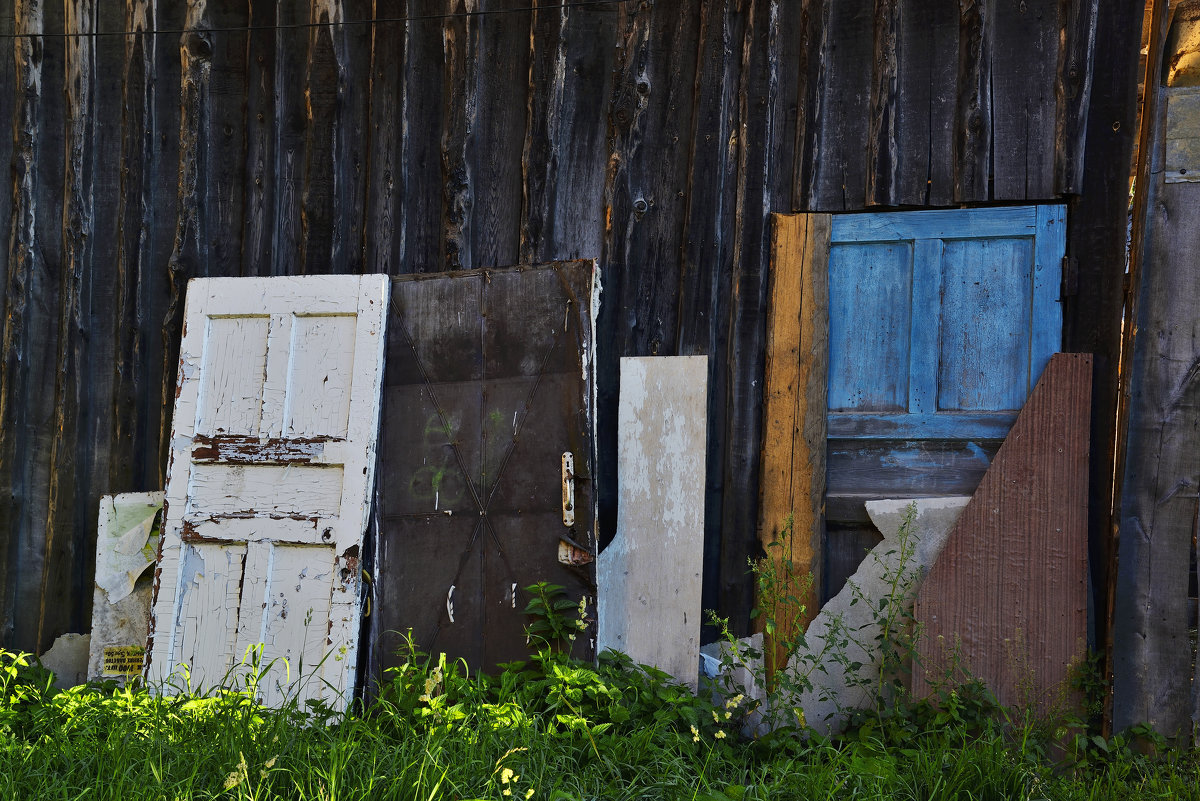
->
827;205;1064;442
822;205;1066;599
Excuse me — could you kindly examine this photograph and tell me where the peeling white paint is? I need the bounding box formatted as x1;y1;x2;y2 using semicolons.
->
94;493;162;603
87;493;163;684
147;276;387;712
598;356;707;688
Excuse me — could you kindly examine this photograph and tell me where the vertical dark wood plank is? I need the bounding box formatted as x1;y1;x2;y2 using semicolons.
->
519;0;616;263
674;1;747;638
0;0;20;647
519;1;560;263
0;0;66;652
465;0;530;268
272;0;309;274
915;354;1091;715
241;0;278;276
111;0;180;497
895;0;958;206
811;0;872;211
1055;0;1099;195
791;0;828;212
172;0;213;281
401;4;447;274
676;0;740;358
440;1;472;270
205;2;248;279
865;0;899;207
596;0;700;547
74;0;126;646
1062;0;1146;720
155;0;197;485
991;0;1058;199
364;0;406;275
40;0;93;649
334;1;373;273
163;0;215;468
718;0;790;633
955;0;993;202
30;0;67;650
0;6;13;301
302;0;374;275
302;7;339;274
604;0;699;360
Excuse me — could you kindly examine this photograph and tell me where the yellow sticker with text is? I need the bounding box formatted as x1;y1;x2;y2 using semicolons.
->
102;646;145;676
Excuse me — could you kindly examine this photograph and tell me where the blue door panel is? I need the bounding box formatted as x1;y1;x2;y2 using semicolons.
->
828;242;913;412
827;205;1064;441
938;237;1034;411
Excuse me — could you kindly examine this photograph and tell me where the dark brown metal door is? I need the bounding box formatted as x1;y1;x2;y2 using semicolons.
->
369;261;597;679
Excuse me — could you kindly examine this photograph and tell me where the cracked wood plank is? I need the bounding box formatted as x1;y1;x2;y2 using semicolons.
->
757;213;829;678
146;275;386;711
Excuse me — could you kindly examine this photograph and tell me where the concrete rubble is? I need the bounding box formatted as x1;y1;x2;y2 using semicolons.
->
702;497;970;736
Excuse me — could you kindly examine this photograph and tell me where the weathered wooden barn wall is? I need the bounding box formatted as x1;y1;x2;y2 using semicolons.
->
0;0;1138;656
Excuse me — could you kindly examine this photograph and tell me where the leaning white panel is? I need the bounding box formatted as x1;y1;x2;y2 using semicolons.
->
87;492;163;684
598;356;708;687
146;275;388;712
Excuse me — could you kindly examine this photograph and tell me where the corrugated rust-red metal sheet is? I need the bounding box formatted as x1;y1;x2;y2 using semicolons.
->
913;353;1092;713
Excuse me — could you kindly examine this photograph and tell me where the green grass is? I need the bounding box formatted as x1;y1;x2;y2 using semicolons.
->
1;648;1197;801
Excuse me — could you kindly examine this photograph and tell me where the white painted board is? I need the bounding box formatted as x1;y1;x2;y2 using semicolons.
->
598;356;708;687
146;275;388;711
87;492;163;684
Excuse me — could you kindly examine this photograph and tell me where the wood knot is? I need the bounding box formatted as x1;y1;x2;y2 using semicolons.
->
183;31;213;60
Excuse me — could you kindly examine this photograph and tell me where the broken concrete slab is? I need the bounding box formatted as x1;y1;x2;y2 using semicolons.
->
87;492;163;684
40;633;91;689
779;496;970;735
598;356;708;687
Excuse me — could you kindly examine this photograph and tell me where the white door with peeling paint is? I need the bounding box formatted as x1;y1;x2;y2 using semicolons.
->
146;275;387;710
